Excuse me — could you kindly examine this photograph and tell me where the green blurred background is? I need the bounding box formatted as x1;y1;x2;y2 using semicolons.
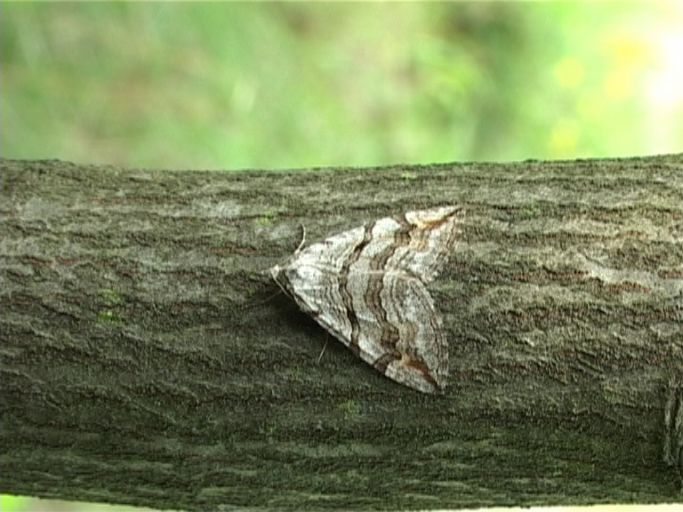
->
2;2;683;511
3;2;683;172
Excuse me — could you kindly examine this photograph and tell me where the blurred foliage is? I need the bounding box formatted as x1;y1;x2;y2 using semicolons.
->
0;494;160;512
2;2;683;512
2;2;682;171
1;495;29;512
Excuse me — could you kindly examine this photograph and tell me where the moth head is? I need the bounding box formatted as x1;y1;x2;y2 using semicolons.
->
268;263;282;281
269;262;297;299
270;261;320;296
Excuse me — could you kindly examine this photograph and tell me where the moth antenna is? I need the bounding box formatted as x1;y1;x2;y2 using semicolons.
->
245;224;308;310
262;224;307;276
295;224;306;253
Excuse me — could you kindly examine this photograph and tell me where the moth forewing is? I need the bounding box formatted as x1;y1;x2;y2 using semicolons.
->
270;206;463;393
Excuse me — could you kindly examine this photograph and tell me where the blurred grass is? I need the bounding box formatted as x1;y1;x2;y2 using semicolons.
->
2;2;682;171
2;2;683;512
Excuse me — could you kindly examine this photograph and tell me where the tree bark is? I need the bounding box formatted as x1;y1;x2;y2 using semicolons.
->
0;155;682;511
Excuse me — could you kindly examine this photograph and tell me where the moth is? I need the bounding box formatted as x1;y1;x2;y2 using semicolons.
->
270;205;464;393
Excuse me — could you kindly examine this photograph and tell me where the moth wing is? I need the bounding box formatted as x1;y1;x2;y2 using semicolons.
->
284;263;448;393
353;271;448;393
292;225;366;272
348;206;463;285
288;206;463;284
271;205;462;393
390;206;464;284
274;262;354;344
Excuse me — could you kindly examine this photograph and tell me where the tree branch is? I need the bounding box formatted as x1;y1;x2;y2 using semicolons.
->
1;156;682;510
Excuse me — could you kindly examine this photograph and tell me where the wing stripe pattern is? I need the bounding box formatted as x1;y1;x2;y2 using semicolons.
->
364;215;412;354
270;206;464;393
338;226;374;356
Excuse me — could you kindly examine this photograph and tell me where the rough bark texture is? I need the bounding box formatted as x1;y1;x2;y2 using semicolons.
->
0;155;682;511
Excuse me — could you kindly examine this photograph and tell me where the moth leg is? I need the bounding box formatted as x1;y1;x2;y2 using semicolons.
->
317;337;329;364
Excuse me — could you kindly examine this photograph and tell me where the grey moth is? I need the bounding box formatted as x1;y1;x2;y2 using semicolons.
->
270;206;464;393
